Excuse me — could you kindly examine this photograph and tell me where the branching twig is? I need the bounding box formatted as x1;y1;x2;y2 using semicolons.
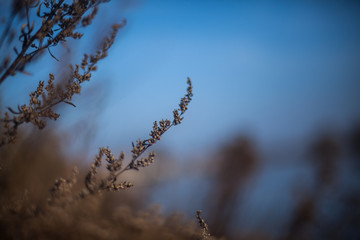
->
0;22;126;147
0;0;104;85
196;210;214;240
84;78;193;194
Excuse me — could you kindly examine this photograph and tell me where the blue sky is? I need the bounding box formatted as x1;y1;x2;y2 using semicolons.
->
94;0;360;155
1;0;360;157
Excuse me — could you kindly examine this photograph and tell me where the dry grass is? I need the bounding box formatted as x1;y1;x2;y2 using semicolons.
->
0;1;214;239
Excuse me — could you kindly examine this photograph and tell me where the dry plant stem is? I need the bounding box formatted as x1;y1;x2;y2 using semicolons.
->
196;210;213;240
0;0;65;84
115;78;194;177
83;78;193;194
114;121;177;177
114;123;176;177
0;0;102;85
0;22;125;147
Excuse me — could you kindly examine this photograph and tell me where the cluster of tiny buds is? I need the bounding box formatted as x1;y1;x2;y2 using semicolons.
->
180;77;193;114
106;151;124;172
196;210;209;232
130;78;193;161
150;119;171;142
48;166;79;205
105;181;134;192
130;119;172;159
85;147;135;194
133;152;156;169
173;77;193;125
131;139;145;159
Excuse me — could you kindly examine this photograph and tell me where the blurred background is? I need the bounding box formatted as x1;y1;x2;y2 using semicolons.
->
1;0;360;239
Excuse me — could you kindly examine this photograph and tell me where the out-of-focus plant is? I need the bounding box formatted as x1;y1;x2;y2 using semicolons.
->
207;137;258;238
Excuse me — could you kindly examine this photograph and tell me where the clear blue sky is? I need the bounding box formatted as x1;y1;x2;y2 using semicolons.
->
1;0;360;157
94;0;360;155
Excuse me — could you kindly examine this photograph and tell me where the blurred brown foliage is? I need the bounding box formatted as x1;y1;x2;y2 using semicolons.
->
0;130;204;240
207;137;258;238
196;124;360;240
